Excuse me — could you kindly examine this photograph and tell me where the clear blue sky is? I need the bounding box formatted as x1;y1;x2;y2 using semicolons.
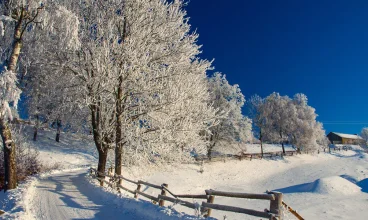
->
186;0;368;135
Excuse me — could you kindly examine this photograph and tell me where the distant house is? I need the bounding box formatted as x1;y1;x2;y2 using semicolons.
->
327;132;364;145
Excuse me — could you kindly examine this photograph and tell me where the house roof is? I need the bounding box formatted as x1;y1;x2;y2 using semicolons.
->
330;132;363;140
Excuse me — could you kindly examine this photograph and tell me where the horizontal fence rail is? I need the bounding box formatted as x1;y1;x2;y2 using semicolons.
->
205;189;276;200
201;202;274;219
197;150;297;162
89;167;303;219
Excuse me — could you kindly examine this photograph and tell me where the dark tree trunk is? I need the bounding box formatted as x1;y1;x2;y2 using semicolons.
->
259;129;263;158
114;20;128;182
0;119;17;190
55;120;61;142
55;131;60;142
115;75;124;182
33;115;39;141
33;128;38;141
97;148;108;178
207;143;215;161
280;132;285;154
89;98;110;181
115;146;123;183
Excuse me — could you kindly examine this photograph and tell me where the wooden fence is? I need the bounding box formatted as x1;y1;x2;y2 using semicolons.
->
197;150;297;163
89;168;304;220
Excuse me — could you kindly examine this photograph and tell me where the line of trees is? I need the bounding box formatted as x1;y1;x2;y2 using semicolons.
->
248;93;328;155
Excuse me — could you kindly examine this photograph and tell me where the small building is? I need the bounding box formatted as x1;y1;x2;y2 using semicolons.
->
327;132;364;145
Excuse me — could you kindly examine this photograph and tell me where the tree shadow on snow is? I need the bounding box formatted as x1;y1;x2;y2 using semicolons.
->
273;182;315;194
357;178;368;193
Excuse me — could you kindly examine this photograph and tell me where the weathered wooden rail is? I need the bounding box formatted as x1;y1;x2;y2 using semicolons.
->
90;167;304;219
197;150;297;162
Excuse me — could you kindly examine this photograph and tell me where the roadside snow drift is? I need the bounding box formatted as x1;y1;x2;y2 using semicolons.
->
311;176;361;195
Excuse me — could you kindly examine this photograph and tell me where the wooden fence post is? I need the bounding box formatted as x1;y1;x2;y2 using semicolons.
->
159;184;168;206
269;192;283;220
204;193;215;217
134;184;141;199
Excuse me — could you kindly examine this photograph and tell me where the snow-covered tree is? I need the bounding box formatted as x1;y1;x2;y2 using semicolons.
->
21;2;83;142
289;93;325;153
248;95;267;156
261;92;295;154
0;0;46;190
49;0;219;177
252;92;325;154
361;127;368;145
111;0;219;172
206;73;252;160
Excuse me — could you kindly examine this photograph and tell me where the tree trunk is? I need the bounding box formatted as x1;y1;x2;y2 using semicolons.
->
207;143;215;161
55;120;61;142
115;75;124;183
115;145;123;184
55;130;60;142
97;148;108;178
33;115;39;141
260;140;264;158
33;128;37;141
0;9;26;191
0;119;17;190
114;21;127;181
259;129;263;158
280;132;285;154
8;8;25;72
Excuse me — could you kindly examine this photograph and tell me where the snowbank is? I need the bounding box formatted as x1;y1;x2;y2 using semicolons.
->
0;176;37;219
309;176;361;195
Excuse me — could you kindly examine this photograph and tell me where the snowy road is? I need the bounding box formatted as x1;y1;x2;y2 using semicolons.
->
27;170;188;220
29;170;130;219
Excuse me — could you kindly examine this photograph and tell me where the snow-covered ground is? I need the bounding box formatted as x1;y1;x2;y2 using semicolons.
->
1;128;368;220
28;128;97;169
123;149;368;220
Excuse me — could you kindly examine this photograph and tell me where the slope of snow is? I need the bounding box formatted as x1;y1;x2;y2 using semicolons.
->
28;128;97;169
276;176;362;195
0;177;36;219
312;176;362;195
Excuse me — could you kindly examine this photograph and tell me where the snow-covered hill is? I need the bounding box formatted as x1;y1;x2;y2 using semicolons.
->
1;128;368;220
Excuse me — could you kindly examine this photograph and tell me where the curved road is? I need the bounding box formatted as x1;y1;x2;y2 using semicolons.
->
27;170;187;220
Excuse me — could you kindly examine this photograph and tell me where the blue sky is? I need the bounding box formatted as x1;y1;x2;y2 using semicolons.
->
186;0;368;134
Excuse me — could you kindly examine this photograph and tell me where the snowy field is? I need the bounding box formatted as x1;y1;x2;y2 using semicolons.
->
1;129;368;220
126;149;368;220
